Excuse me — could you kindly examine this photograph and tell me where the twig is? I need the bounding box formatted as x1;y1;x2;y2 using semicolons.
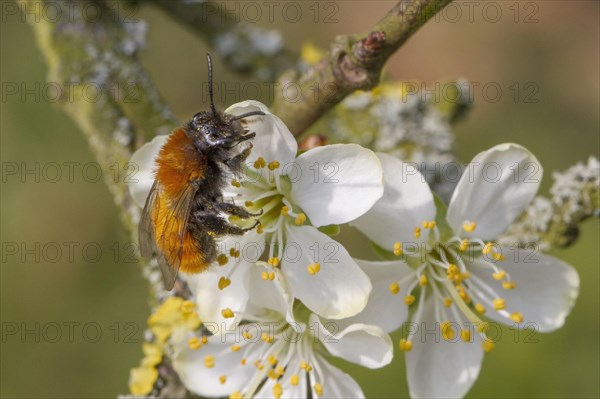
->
20;0;176;288
271;0;453;135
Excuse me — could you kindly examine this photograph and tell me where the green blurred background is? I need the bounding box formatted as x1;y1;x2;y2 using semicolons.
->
1;1;598;398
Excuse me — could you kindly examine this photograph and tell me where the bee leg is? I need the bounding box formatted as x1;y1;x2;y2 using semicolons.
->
224;144;253;172
197;214;259;236
217;202;263;218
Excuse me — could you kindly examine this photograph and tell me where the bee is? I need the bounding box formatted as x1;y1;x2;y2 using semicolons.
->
139;54;263;290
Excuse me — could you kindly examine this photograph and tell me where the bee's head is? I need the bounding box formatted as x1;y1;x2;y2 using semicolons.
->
190;111;255;152
188;54;260;159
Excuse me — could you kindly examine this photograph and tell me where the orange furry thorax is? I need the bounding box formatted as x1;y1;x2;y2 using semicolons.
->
155;129;206;201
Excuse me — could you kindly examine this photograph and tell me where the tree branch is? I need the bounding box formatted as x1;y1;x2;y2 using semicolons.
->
20;0;177;292
271;0;453;135
501;157;600;250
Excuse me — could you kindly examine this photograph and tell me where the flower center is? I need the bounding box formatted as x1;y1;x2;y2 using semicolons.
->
391;219;524;352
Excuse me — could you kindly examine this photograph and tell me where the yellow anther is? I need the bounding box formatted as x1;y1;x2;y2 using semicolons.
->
475;303;486;314
482;242;493;255
482;340;495;353
244;200;254;207
492;252;505;261
276;365;285;375
231;345;241;352
253;360;263;370
261;332;274;343
419;274;428;286
447;264;459;279
221;308;235;318
389;282;400;295
456;285;471;303
307;262;321;275
459;239;469;251
510;312;524;323
295;213;307;225
188;336;202;350
463;221;477;233
181;300;196;314
502;281;516;290
493;298;506;310
268;160;281;170
253;157;266;169
422;220;436;229
242;331;253;340
230;391;243;399
201;336;208;344
219;375;227;384
280;205;289;216
229;248;240;258
393;242;403;256
414;227;421;238
218;277;231;290
444;297;453;308
300;361;312;371
404;295;416;305
217;254;228;266
399;338;413;352
261;271;269;280
461;329;471;342
204;355;215;368
268;271;276;280
268;257;280;267
273;383;283;399
440;321;456;341
268;369;279;380
240;358;247;366
267;355;277;366
290;374;299;386
231;179;241;188
492;270;506;280
314;383;323;396
256;223;264;234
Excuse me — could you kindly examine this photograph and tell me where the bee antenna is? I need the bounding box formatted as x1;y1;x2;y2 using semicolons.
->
206;52;217;117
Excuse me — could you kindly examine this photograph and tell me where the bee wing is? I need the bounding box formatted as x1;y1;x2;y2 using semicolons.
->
138;180;160;259
156;183;198;290
138;180;198;290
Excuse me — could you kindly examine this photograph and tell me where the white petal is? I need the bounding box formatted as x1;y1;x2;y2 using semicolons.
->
282;225;372;319
311;354;365;398
351;153;435;250
447;143;542;239
128;135;168;208
310;314;393;368
172;331;257;397
225;100;297;166
406;297;484;399
468;252;579;332
184;233;261;332
246;262;295;324
341;259;415;333
290;144;384;227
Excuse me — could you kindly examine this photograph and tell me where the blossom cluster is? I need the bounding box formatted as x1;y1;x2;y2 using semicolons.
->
127;100;580;399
